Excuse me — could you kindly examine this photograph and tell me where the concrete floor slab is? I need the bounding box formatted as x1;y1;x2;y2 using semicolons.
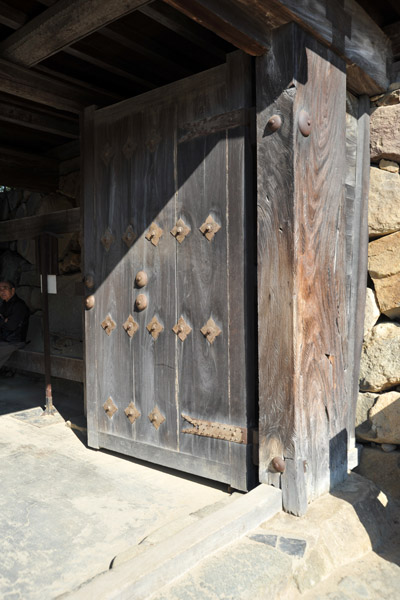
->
0;375;233;600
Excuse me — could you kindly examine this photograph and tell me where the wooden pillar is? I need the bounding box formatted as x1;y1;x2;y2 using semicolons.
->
257;23;350;515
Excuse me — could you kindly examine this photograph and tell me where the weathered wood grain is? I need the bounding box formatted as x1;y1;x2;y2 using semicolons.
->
0;208;80;242
0;57;112;113
84;51;255;490
83;105;99;449
0;0;151;67
163;0;270;56
345;94;369;452
167;0;390;94
257;23;348;514
0;99;78;138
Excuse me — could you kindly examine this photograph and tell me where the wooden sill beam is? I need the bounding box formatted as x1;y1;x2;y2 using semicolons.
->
0;99;78;138
0;208;81;242
164;0;391;95
0;57;114;113
0;0;151;67
6;350;84;383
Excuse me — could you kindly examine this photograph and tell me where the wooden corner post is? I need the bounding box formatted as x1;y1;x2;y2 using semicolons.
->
257;23;348;515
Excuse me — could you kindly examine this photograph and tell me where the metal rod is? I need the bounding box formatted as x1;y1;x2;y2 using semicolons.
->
39;234;55;415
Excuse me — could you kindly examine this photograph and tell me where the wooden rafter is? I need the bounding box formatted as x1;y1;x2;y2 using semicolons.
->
163;0;270;56
164;0;391;94
0;0;27;29
0;57;115;113
138;3;229;59
0;146;59;191
0;98;78;138
0;0;151;67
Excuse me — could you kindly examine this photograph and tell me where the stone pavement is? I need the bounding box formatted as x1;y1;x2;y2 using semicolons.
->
1;373;400;599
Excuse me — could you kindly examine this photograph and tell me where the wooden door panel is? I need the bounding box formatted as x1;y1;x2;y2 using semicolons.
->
84;54;255;489
176;131;229;462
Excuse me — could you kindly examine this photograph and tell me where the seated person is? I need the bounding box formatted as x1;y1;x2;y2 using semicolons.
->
0;280;30;370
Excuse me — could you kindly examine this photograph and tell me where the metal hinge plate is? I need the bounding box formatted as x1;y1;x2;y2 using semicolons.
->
181;414;248;444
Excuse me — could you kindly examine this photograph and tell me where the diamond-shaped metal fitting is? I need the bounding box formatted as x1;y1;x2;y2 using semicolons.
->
125;402;141;424
148;406;166;430
101;227;114;251
199;215;221;241
146;316;164;340
123;137;137;159
122;224;136;248
103;396;117;418
173;316;192;341
101;141;115;166
201;318;222;344
123;315;139;338
170;218;190;244
145;222;163;246
101;314;116;336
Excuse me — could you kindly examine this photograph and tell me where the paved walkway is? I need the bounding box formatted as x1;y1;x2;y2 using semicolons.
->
1;373;400;599
0;375;232;600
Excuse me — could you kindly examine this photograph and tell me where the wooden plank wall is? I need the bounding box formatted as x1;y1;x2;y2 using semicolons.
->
344;92;370;453
257;22;349;515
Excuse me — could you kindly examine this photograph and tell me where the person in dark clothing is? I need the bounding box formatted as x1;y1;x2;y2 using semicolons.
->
0;280;30;370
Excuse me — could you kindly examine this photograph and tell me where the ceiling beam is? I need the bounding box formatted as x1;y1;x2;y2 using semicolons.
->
138;3;229;60
100;26;192;79
0;0;151;67
164;0;391;95
162;0;270;56
0;146;59;192
0;99;78;138
0;0;27;29
65;46;157;90
0;57;115;113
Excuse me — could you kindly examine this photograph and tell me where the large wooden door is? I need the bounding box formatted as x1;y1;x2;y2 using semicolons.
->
83;52;255;491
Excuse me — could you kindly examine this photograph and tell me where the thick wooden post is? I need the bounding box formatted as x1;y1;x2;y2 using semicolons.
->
257;23;349;514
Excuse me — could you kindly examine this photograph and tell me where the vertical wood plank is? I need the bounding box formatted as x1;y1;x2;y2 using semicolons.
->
345;95;370;451
83;105;99;448
257;23;348;514
226;51;256;490
256;24;297;490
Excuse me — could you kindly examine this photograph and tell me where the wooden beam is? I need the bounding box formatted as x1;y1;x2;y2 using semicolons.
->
139;3;230;60
0;57;108;113
99;25;192;79
64;46;157;90
0;0;27;29
165;0;391;95
0;0;151;67
0;99;78;138
257;23;348;514
163;0;270;56
384;21;400;59
0;208;81;242
0;146;59;192
6;350;84;383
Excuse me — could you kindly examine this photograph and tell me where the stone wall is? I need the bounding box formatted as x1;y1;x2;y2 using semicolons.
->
0;168;83;359
355;83;400;499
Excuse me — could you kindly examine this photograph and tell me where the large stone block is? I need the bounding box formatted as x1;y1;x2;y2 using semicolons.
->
356;391;400;444
368;231;400;318
368;167;400;237
359;322;400;392
364;288;380;337
370;104;400;162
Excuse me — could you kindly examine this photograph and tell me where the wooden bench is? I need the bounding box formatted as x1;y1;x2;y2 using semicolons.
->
6;349;84;383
